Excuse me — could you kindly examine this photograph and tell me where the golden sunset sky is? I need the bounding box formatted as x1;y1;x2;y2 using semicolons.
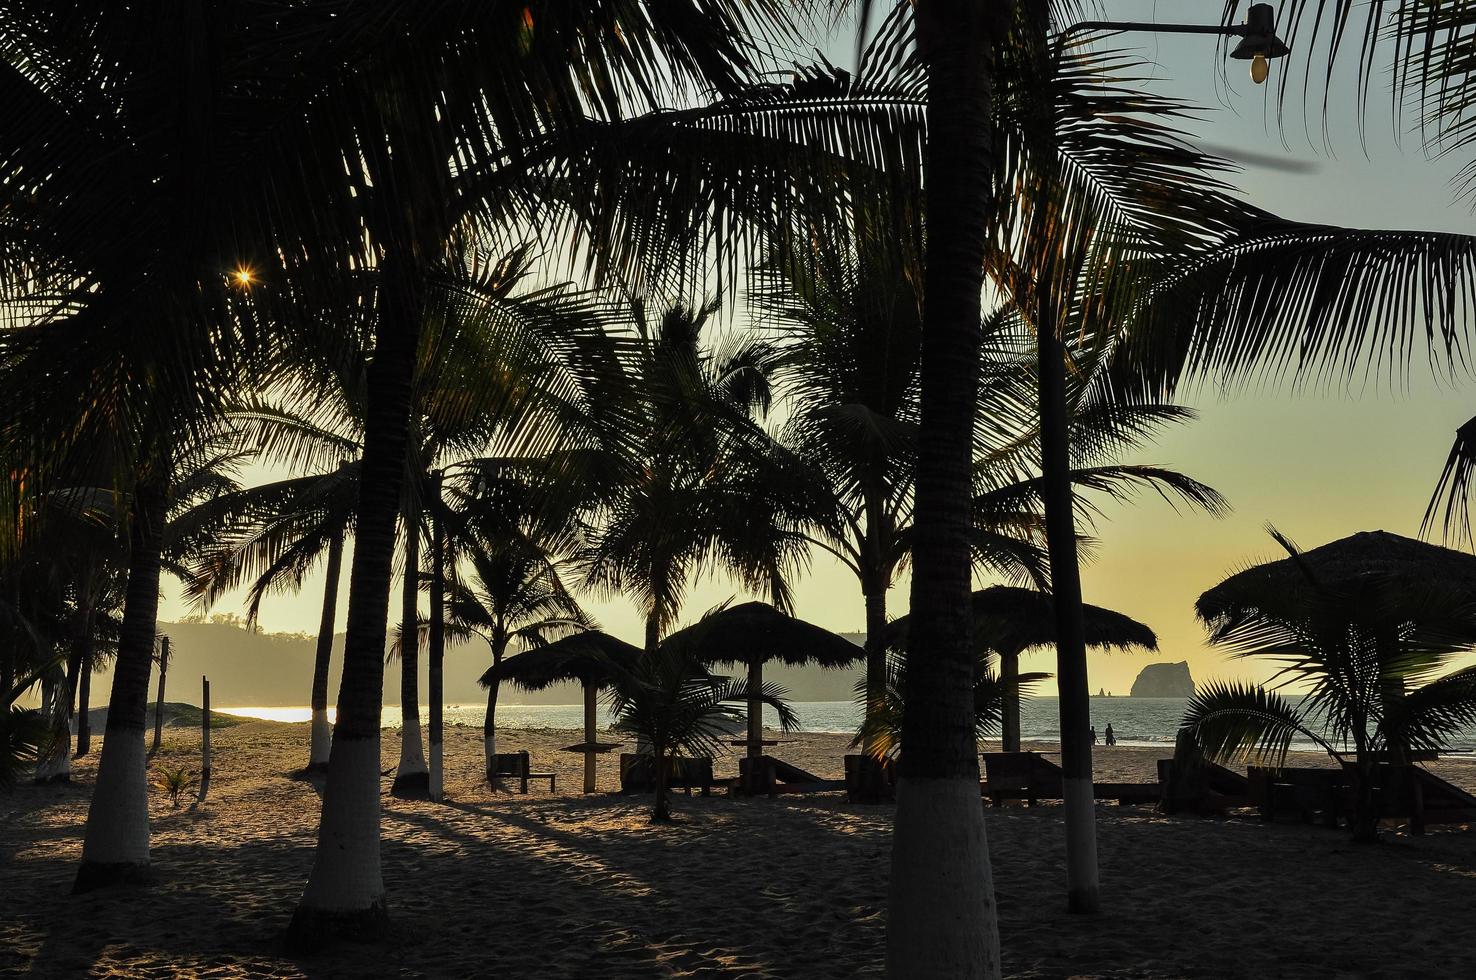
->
156;2;1476;699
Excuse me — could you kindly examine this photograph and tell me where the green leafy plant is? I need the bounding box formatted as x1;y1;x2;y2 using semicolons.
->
153;766;197;809
608;624;799;822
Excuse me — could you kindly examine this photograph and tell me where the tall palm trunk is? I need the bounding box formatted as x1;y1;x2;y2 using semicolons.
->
308;530;345;772
427;475;445;803
149;636;169;757
75;651;92;757
392;497;428;798
74;473;168;893
1037;311;1100;913
73;588;95;758
483;663;501;783
483;627;505;783
652;743;672;822
886;5;1002;978
862;486;889;753
289;256;423;947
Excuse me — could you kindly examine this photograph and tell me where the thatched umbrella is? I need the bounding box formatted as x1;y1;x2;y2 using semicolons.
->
663;601;863;762
482;630;642;793
1198;530;1476;625
887;586;1157;751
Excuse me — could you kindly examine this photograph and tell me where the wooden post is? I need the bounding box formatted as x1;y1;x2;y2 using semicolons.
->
583;682;597;793
747;657;763;760
197;676;211;805
149;636;169;757
1001;648;1021;753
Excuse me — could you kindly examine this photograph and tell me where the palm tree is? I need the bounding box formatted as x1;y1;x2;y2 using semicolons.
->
758;215;1224;757
607;629;798;821
187;244;618;785
884;586;1158;752
576;301;819;654
0;2;365;893
854;649;1053;763
442;530;589;783
1181;528;1476;841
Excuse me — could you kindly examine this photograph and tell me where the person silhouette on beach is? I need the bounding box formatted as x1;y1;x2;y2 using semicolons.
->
1104;723;1116;747
1089;726;1097;745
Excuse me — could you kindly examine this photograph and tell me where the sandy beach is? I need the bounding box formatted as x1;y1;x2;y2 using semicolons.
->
6;721;1476;978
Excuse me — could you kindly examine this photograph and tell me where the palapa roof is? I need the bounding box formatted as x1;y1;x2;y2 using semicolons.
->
885;586;1157;658
481;630;643;691
1197;529;1476;628
663;601;864;669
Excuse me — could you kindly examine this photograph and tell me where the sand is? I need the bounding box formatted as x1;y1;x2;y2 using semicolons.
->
5;722;1476;978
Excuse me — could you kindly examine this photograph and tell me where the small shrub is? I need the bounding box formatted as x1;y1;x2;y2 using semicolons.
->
153;765;196;808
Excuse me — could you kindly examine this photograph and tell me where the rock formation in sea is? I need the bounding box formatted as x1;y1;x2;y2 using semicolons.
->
1129;661;1195;698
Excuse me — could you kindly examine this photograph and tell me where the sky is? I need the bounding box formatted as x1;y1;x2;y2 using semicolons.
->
156;3;1476;700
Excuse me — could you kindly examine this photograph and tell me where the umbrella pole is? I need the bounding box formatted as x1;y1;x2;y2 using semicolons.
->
1002;650;1021;753
583;682;597;794
747;658;763;761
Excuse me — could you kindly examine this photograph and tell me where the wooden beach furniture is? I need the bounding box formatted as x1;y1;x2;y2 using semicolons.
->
844;754;896;803
983;751;1062;806
1157;758;1252;814
1372;764;1476;832
981;751;1159;807
738;755;846;797
489;751;556;794
618;754;717;796
1247;766;1348;825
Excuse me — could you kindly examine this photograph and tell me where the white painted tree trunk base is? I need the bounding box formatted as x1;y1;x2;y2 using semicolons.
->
391;719;429;798
288;734;388;949
74;725;151;892
308;709;332;771
886;777;1001;979
1062;776;1101;913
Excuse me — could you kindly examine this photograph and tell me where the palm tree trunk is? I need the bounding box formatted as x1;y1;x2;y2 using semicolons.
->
1037;315;1100;914
74;473;168;893
392;498;428;798
289;256;422;947
1001;648;1021;753
886;5;1002;977
582;681;597;793
427;475;445;803
863;586;888;746
484;647;502;785
644;612;660;655
76;652;92;757
149;636;169;758
309;530;345;772
652;746;672;822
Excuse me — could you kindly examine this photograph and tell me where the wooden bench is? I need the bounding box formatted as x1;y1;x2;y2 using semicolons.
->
1247;766;1348;825
982;751;1062;806
1157;758;1252;815
844;754;896;803
739;756;846;797
981;751;1158;807
489;751;555;794
618;754;716;796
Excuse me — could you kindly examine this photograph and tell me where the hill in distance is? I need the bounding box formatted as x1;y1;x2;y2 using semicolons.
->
87;618;867;708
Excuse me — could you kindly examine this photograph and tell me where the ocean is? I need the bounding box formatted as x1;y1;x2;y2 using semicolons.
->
215;697;1476;753
219;696;1446;752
